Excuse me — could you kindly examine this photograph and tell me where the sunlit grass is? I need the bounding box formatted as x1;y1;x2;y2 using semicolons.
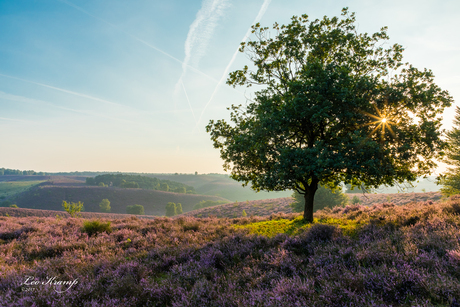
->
0;181;45;198
235;215;366;237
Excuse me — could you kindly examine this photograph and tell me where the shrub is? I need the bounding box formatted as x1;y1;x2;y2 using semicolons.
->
442;201;460;215
82;220;112;236
9;204;18;208
291;185;348;213
126;204;144;215
166;202;176;217
99;199;111;213
242;210;247;217
351;196;361;204
62;200;84;217
182;222;200;232
304;223;337;243
176;203;183;215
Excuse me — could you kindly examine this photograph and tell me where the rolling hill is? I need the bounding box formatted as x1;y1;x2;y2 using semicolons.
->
12;184;230;216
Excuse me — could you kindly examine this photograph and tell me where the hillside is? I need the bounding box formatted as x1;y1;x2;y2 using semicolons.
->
150;173;293;201
0;207;156;219
2;198;460;305
12;184;230;216
182;192;443;218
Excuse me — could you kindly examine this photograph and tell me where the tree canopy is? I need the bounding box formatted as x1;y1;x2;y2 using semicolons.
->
206;8;453;222
439;106;460;196
86;174;194;194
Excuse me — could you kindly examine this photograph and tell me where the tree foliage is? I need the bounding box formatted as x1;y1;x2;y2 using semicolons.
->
206;8;452;222
439;106;460;196
166;202;177;217
126;204;144;215
176;203;183;215
290;185;348;213
86;174;194;193
99;199;111;213
62;201;84;218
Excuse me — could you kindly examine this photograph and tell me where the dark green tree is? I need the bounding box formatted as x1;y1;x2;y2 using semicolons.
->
99;199;111;213
126;204;144;215
176;203;183;215
206;8;453;222
160;183;169;192
165;202;176;216
439;106;460;196
290;184;348;213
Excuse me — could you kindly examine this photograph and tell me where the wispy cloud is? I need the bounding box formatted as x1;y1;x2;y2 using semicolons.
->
174;0;230;106
194;0;272;130
0;90;137;124
180;80;197;124
0;116;35;123
58;0;220;84
0;73;130;109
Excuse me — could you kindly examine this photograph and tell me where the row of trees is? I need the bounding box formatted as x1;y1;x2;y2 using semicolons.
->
0;168;47;176
61;199;145;216
86;174;195;194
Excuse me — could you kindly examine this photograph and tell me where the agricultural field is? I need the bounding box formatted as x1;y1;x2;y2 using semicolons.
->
1;198;460;305
0;180;45;199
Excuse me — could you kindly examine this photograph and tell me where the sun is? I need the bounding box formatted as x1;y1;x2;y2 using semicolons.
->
361;103;397;140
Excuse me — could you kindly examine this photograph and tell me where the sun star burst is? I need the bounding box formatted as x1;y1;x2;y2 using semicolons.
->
361;103;397;140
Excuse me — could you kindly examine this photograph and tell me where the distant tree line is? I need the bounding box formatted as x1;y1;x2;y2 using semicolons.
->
0;168;47;176
85;174;195;194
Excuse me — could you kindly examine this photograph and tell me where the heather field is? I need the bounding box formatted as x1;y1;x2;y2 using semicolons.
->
348;192;442;207
182;192;443;218
0;207;155;220
1;198;460;306
12;185;230;216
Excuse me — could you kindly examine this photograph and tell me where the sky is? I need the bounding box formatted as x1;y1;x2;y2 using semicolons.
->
0;0;459;174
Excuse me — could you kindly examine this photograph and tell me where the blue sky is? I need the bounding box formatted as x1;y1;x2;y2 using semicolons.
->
0;0;459;173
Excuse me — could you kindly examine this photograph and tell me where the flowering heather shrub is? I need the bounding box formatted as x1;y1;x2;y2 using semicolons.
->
1;199;460;306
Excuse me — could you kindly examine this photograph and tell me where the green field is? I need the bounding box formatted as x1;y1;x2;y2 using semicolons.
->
0;180;45;199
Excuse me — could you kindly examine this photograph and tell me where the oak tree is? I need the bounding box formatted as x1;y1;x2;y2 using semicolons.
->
206;8;452;222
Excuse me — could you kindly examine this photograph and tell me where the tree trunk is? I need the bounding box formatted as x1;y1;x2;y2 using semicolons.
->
303;180;318;222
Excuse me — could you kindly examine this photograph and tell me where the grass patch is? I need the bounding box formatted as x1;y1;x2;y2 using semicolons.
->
235;216;365;237
0;181;45;198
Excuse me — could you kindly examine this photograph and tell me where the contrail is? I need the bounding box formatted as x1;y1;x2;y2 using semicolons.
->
0;116;34;123
58;0;220;84
180;80;197;124
174;0;229;97
0;73;129;109
194;0;272;130
0;90;137;124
